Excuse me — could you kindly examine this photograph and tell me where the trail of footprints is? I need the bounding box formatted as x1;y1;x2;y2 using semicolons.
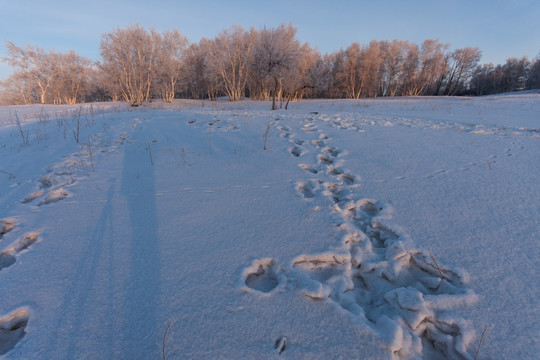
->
0;124;136;355
0;220;37;354
244;117;476;359
21;131;132;207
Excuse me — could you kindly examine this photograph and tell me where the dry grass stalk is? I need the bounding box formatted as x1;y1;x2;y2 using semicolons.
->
474;324;492;360
162;320;172;360
429;250;447;281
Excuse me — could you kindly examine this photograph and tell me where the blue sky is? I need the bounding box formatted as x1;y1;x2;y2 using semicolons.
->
1;0;539;80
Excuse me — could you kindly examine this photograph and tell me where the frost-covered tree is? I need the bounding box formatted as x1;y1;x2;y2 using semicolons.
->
2;41;62;104
400;42;422;96
53;50;94;104
0;72;36;105
418;39;449;95
359;40;383;97
100;24;159;106
379;40;408;96
500;56;530;92
527;52;540;89
307;53;333;98
154;29;188;103
342;43;362;99
2;42;94;104
182;43;207;100
443;47;481;95
199;38;225;100
278;43;320;108
207;25;253;101
251;24;301;110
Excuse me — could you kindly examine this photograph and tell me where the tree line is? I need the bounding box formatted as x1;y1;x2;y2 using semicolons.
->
1;23;539;107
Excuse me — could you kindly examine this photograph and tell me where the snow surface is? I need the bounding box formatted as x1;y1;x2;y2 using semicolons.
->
0;94;538;359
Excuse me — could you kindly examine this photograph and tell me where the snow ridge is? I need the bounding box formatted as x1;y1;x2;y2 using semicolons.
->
244;115;478;359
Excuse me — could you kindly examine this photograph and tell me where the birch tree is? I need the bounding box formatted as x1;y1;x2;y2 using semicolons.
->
100;24;158;106
155;29;188;103
379;40;407;96
251;24;301;110
443;47;481;95
199;38;224;100
207;25;253;101
343;43;362;99
3;41;62;104
400;43;421;96
528;53;540;89
418;39;449;95
54;50;94;104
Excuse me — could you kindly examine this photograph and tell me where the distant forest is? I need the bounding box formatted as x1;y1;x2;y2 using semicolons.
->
1;23;539;108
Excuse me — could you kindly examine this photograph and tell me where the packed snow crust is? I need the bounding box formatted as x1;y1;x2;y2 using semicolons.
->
0;94;538;359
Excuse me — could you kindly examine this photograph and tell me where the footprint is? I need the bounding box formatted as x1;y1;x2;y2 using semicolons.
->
327;166;342;176
322;147;339;157
294;254;348;283
323;182;350;204
0;219;15;238
317;154;333;165
0;308;29;355
244;259;279;293
293;139;305;146
0;232;40;271
38;188;69;206
290;146;302;157
38;175;55;189
21;190;45;204
338;173;355;185
297;180;318;199
299;164;318;174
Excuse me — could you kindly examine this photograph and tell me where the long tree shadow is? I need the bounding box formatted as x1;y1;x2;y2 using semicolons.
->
120;144;160;359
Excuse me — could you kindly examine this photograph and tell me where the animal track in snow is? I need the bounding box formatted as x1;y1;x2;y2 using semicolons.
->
0;232;40;271
243;258;280;293
0;308;29;355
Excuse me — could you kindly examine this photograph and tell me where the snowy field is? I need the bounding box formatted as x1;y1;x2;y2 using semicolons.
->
0;93;538;359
